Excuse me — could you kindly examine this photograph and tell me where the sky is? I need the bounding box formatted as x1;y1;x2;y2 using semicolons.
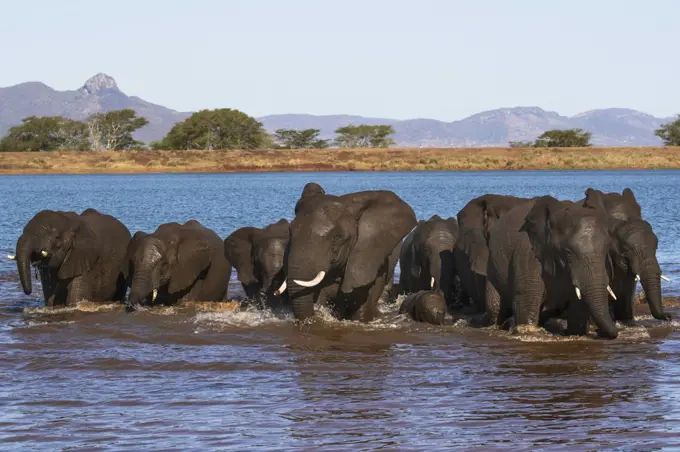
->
1;0;678;120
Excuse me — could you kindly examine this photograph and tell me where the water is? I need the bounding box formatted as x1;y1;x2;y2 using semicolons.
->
1;170;680;450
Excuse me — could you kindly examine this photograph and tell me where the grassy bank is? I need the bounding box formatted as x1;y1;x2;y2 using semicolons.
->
1;146;679;174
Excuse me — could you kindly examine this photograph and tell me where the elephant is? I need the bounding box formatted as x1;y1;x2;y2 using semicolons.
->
399;214;459;306
224;219;290;309
399;290;447;325
285;182;417;322
125;220;231;310
12;208;131;307
579;188;671;322
454;194;531;312
485;195;619;338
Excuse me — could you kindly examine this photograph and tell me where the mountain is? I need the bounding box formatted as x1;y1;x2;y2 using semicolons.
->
0;73;191;143
0;74;675;147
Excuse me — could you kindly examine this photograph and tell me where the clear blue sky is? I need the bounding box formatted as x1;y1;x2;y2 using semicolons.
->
2;0;678;120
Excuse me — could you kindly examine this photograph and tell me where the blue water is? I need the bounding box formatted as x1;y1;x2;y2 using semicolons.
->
1;170;680;450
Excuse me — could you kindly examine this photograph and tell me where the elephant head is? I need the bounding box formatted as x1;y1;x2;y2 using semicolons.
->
126;224;212;309
399;290;447;325
224;219;290;304
15;210;99;296
286;183;417;320
520;196;618;338
410;215;459;304
582;188;670;321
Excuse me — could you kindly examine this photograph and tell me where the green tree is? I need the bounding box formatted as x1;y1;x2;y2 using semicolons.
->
0;116;90;152
508;140;535;148
274;128;329;149
655;115;680;146
155;109;267;150
86;109;149;151
533;129;592;147
333;124;395;148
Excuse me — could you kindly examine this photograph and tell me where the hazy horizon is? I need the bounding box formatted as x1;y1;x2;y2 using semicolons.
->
2;0;678;121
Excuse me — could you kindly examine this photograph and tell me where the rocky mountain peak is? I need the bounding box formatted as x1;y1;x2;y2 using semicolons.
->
79;73;119;94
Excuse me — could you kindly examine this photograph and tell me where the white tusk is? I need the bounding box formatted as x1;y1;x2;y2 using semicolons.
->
7;255;16;260
152;289;158;302
575;287;582;300
430;277;435;288
274;280;287;296
607;285;617;300
293;271;326;288
41;250;48;257
661;275;671;282
636;274;641;282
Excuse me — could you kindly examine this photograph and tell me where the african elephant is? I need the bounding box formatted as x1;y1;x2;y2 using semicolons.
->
125;220;231;310
12;208;131;307
286;182;417;322
580;188;671;322
485;196;619;338
399;290;447;325
224;219;290;308
399;215;459;306
454;194;531;311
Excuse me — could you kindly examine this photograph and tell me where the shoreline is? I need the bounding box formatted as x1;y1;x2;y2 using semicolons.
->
1;146;679;175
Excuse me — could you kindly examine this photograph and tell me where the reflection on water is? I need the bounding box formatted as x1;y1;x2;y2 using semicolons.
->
1;170;680;449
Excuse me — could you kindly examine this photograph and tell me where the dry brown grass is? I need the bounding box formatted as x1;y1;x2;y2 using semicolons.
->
1;146;679;174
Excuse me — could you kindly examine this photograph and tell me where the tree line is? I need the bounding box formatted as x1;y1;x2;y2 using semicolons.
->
2;108;680;152
0;108;396;152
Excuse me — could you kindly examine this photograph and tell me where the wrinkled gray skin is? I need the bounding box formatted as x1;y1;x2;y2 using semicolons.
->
579;188;670;322
126;220;231;310
399;290;447;325
454;194;531;312
224;219;290;309
399;215;459;306
286;182;417;322
485;196;618;338
15;208;131;307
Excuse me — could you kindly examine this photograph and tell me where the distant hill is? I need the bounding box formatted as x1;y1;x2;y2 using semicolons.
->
0;74;674;147
0;73;191;144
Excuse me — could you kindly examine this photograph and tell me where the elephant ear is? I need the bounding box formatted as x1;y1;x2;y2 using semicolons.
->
58;221;100;280
622;188;642;218
168;232;213;294
223;227;258;286
520;196;563;277
341;198;417;293
482;204;498;244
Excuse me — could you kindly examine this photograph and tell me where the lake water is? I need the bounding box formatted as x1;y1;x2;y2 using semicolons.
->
1;170;680;450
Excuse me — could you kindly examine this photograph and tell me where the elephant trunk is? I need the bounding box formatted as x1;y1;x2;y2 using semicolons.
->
128;269;154;308
16;234;35;295
583;283;618;339
289;285;315;320
640;271;668;321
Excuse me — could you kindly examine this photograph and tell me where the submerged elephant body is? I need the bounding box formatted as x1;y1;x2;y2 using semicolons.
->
14;208;131;306
485;196;619;338
454;194;531;311
126;220;231;309
580;188;670;322
224;219;290;308
399;290;447;325
286;183;417;322
399;215;459;306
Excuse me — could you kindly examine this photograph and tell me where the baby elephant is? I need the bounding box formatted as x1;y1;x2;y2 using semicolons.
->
399;290;447;325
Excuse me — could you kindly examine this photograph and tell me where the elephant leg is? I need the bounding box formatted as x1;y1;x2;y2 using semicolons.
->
566;297;591;336
66;276;92;306
485;279;501;325
350;277;385;322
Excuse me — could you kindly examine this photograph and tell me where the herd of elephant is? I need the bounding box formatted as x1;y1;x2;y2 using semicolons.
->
8;182;673;339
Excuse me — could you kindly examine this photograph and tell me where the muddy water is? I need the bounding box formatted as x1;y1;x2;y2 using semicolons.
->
2;171;680;450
